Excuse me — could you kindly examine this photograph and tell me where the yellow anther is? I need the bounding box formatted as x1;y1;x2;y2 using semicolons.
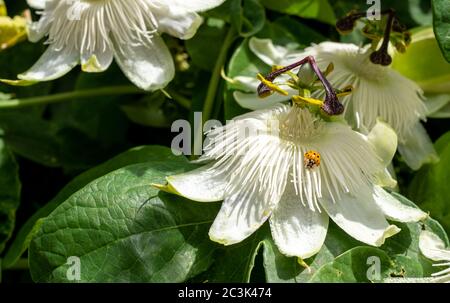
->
257;73;289;96
292;95;323;106
271;65;285;72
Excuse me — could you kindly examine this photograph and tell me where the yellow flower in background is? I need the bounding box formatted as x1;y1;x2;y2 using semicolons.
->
0;0;28;51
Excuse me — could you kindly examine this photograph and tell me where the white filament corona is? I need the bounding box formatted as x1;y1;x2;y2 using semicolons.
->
232;38;438;170
165;104;427;258
21;0;225;90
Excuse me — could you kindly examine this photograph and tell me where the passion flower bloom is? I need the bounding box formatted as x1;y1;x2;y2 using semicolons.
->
233;38;438;170
12;0;225;90
160;104;427;258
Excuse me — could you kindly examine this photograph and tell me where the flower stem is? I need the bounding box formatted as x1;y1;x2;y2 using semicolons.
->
191;26;236;159
165;89;191;110
0;85;145;109
202;26;236;123
2;258;29;270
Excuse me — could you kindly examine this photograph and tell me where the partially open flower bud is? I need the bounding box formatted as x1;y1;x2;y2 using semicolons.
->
336;15;358;34
404;32;412;46
395;42;406;53
392;17;407;33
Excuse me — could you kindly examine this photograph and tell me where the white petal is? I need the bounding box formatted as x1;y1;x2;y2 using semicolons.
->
81;48;114;73
419;230;450;261
375;168;398;188
27;0;59;43
151;3;203;40
167;0;226;12
367;119;398;167
398;122;439;170
166;163;226;202
28;20;51;43
113;36;175;91
373;186;427;223
319;189;400;246
429;101;450;118
233;91;292;110
249;37;291;66
232;76;260;92
18;46;78;82
270;181;329;259
27;0;47;10
209;138;292;245
424;93;450;116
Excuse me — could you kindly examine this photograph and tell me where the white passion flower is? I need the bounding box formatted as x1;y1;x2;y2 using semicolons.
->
160;104;427;259
13;0;225;90
233;38;439;170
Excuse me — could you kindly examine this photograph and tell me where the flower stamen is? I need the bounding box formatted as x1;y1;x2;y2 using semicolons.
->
257;56;344;116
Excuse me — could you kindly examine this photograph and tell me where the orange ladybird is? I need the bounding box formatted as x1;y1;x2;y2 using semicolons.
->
304;150;321;169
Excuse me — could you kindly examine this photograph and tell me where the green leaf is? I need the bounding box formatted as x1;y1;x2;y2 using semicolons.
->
0;137;20;254
207;226;267;282
310;247;423;282
263;223;359;282
432;0;450;62
409;131;450;235
266;17;327;46
186;19;228;71
121;92;182;128
260;0;336;25
0;111;61;167
2;145;183;269
29;156;220;282
230;0;266;38
257;192;446;282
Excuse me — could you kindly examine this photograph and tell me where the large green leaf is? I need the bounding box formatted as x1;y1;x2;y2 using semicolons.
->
263;223;359;283
2;145;183;269
310;247;422;282
0;137;20;254
206;192;448;283
432;0;450;62
409;131;450;235
186;19;228;71
206;226;267;282
260;0;336;25
29;158;221;282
